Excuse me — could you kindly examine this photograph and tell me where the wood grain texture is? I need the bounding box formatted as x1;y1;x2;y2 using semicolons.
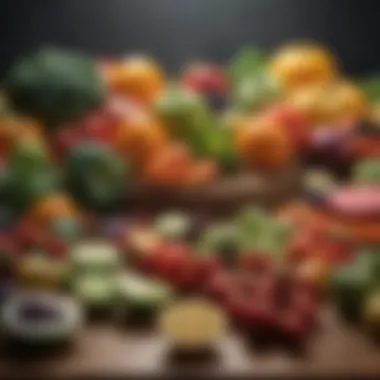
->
1;304;380;378
125;163;302;215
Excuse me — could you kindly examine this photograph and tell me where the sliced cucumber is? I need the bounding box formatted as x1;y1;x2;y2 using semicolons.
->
73;275;118;309
70;240;120;274
154;211;192;241
117;273;173;319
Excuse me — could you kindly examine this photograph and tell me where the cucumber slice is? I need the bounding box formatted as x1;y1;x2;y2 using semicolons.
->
154;211;191;241
197;223;241;265
71;240;120;274
1;291;82;344
73;275;118;309
117;273;173;318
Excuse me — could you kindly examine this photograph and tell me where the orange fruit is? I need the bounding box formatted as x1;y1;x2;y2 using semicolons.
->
287;81;367;126
108;56;165;105
0;117;43;156
235;115;293;171
185;160;219;187
29;193;78;227
324;81;368;123
269;43;337;91
143;142;193;188
113;107;168;168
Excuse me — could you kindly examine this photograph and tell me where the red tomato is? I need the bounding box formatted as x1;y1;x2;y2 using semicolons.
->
239;253;275;273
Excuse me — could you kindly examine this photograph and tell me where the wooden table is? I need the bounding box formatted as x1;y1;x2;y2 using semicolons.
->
1;304;380;378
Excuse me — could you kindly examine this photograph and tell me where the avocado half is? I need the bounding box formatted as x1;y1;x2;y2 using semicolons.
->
1;291;83;345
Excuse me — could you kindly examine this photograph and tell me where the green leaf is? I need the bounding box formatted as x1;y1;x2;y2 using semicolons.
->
353;158;380;184
360;75;380;102
228;47;268;87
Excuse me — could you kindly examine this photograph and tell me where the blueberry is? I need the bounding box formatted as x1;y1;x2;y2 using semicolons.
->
19;301;61;323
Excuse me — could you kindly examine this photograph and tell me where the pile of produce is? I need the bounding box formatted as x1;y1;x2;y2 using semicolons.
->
2;41;380;356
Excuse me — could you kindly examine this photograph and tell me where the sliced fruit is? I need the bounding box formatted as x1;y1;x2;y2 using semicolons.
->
117;272;173;319
159;298;227;349
70;240;120;275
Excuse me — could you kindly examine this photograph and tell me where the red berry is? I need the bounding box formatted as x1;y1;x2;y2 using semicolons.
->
182;63;229;95
14;221;46;251
151;243;191;280
227;297;253;326
0;233;18;256
81;113;116;144
254;275;277;302
239;253;274;273
278;310;310;344
171;262;199;291
204;270;231;302
197;256;223;279
288;235;315;264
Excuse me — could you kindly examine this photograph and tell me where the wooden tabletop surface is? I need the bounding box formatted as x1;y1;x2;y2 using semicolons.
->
1;303;380;378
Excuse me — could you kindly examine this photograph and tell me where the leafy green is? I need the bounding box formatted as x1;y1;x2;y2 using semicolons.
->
66;143;127;210
228;47;268;87
155;86;239;170
233;73;282;112
360;75;380;102
4;47;106;127
353;158;380;184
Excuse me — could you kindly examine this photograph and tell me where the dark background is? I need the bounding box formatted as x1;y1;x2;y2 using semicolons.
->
0;0;379;77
